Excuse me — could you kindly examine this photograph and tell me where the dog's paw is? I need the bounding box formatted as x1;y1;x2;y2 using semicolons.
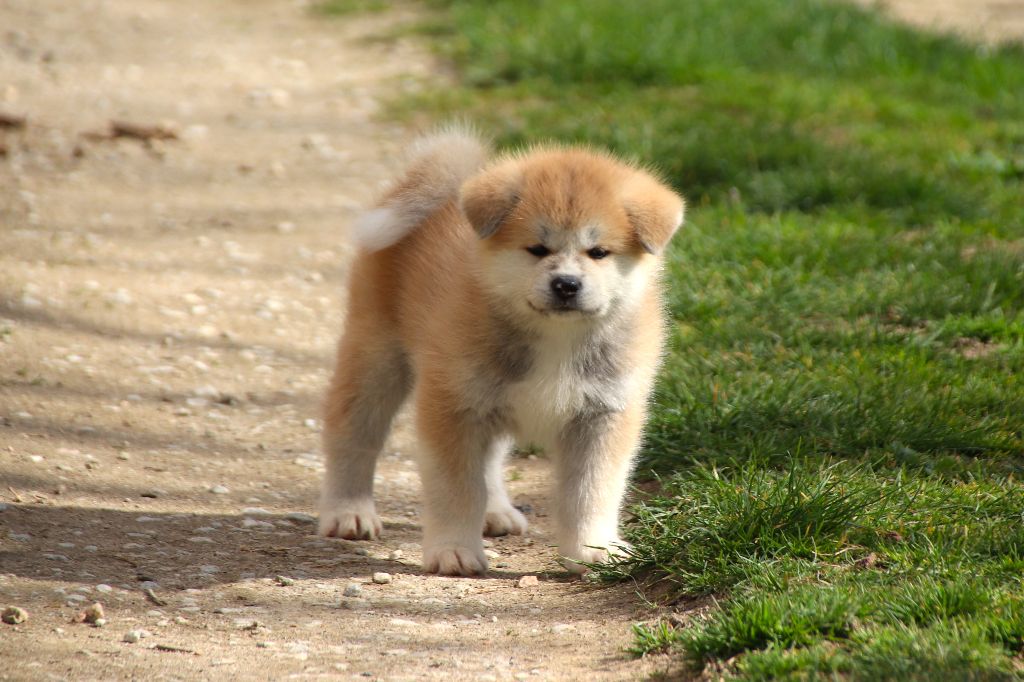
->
483;504;528;537
318;498;382;540
423;543;488;576
561;538;631;574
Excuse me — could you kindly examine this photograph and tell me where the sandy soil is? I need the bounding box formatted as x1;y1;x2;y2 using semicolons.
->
855;0;1024;43
0;1;671;680
2;1;1022;681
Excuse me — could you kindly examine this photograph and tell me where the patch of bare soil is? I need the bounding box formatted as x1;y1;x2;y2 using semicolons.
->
0;1;674;680
853;0;1024;43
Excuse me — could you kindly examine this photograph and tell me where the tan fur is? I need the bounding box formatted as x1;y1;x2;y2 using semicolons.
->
319;130;684;575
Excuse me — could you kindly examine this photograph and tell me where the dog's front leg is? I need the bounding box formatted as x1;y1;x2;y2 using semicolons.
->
554;405;643;573
415;380;496;576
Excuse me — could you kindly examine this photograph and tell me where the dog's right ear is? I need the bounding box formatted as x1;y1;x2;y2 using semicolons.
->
459;162;522;239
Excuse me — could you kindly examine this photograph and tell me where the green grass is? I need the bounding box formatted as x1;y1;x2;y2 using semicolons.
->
351;0;1024;677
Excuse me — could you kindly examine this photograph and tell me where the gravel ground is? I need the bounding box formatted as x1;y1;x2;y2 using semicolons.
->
0;1;668;680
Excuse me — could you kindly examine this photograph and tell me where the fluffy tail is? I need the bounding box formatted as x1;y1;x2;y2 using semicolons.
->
351;127;489;252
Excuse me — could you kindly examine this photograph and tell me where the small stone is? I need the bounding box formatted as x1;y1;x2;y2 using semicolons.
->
123;629;145;643
340;598;371;611
241;507;271;516
551;623;573;634
95;584;113;594
285;512;316;524
209;485;229;494
516;575;540;589
75;602;105;625
2;606;28;624
483;549;499;559
342;583;362;598
372;572;392;585
275;576;294;587
388;550;403;560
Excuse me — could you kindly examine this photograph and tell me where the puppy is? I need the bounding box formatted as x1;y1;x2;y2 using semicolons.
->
318;129;684;575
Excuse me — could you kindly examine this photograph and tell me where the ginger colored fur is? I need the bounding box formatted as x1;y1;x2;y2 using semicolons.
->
319;129;684;575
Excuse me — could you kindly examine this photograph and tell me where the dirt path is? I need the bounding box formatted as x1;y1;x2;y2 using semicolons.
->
855;0;1024;43
0;2;666;680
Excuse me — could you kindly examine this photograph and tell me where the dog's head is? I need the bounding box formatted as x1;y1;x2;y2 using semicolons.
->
460;148;684;321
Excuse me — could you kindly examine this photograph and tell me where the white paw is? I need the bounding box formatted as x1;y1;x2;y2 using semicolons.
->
483;504;528;537
318;497;382;540
422;543;488;576
561;538;631;574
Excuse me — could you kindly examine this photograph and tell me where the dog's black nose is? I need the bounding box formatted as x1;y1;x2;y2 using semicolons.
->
550;275;582;301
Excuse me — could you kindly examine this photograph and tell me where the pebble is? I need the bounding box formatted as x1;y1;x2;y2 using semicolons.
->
286;512;316;524
484;549;499;559
123;629;150;643
242;507;271;516
2;606;28;624
95;584;113;594
342;583;362;597
275;576;295;586
209;485;229;494
77;602;105;625
371;572;392;585
388;550;403;560
516;575;540;589
551;624;573;634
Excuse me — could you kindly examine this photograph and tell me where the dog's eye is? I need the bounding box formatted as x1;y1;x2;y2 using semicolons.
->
587;247;610;260
526;244;551;257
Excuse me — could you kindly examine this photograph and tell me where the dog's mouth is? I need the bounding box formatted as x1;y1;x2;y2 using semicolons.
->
527;300;601;317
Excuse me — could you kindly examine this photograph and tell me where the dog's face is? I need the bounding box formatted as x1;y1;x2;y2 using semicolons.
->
460;149;684;321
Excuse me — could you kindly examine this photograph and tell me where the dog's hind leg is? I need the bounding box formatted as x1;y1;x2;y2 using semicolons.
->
318;332;411;540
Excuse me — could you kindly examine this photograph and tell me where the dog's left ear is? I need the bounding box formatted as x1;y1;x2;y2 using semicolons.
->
621;172;685;255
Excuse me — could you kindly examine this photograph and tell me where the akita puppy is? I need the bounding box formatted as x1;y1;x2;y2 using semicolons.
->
318;129;684;575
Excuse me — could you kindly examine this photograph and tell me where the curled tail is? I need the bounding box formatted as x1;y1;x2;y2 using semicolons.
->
351;127;489;252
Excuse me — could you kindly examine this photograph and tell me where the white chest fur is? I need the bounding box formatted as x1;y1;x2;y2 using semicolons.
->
503;324;626;449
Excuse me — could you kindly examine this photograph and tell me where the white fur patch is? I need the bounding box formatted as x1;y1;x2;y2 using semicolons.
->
351;207;414;252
